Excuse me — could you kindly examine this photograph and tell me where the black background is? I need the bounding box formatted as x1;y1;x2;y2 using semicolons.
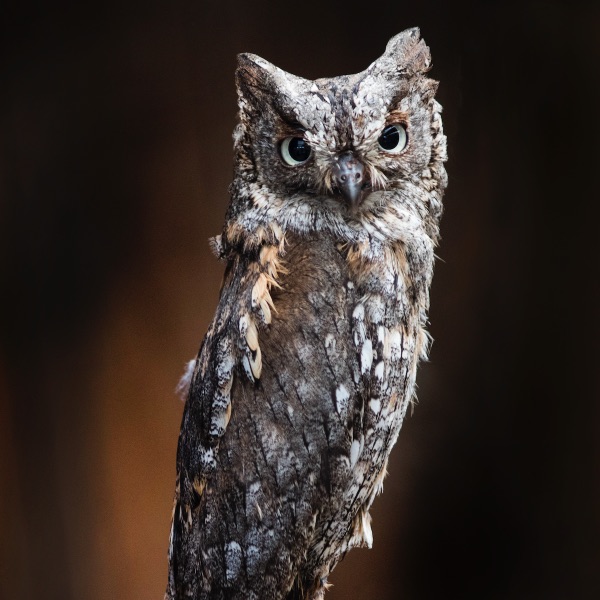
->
1;1;599;599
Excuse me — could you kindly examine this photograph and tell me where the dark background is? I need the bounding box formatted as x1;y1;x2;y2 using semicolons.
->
1;1;599;599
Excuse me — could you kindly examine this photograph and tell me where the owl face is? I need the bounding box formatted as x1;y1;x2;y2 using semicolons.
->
227;28;446;249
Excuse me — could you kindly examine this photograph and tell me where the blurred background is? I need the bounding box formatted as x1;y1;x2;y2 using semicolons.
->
1;1;599;598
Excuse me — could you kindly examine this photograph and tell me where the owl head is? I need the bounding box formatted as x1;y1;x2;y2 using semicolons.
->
222;28;447;254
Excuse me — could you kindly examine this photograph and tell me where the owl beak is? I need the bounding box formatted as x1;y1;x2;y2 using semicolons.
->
332;152;367;212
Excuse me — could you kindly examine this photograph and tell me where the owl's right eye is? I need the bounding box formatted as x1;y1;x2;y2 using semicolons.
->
280;137;311;166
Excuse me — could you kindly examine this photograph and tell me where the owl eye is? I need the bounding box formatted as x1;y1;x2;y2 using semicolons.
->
280;137;311;166
378;124;407;153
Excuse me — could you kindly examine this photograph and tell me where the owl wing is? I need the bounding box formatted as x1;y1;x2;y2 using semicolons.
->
167;234;363;599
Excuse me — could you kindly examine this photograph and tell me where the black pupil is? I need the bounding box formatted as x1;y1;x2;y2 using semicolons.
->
379;125;400;150
288;138;311;162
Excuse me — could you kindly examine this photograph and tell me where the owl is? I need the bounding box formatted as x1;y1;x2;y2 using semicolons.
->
166;27;447;600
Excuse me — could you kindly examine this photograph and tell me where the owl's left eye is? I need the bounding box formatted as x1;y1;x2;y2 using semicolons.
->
378;124;407;154
280;137;312;166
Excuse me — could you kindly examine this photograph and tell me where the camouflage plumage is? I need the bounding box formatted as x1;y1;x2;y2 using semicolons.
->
167;27;447;600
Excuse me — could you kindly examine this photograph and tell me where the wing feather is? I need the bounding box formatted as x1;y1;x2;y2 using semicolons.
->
167;235;361;599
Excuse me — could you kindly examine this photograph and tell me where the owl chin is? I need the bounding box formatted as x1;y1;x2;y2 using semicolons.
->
341;191;367;215
331;186;373;216
330;183;373;215
350;188;386;215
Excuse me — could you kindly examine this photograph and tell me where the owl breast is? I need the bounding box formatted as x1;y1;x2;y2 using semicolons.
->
218;231;422;594
299;234;426;584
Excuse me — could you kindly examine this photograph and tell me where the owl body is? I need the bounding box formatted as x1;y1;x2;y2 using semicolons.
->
167;28;447;600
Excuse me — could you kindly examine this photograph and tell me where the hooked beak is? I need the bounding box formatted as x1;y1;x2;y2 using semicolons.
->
332;151;367;212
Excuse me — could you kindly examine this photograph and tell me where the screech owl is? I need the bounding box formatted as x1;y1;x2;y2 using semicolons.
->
166;28;447;600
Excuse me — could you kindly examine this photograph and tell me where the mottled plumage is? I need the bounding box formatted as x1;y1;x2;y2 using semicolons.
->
166;28;447;600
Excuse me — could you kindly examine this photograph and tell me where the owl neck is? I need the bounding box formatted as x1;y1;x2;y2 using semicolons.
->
222;180;437;318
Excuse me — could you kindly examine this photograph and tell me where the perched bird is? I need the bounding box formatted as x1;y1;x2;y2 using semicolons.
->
166;27;447;600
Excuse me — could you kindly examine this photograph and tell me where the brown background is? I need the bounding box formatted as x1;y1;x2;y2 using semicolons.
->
1;1;599;599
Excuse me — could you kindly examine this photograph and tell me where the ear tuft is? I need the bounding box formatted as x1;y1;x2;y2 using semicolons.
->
385;27;421;53
236;53;281;98
235;53;307;102
375;27;432;76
